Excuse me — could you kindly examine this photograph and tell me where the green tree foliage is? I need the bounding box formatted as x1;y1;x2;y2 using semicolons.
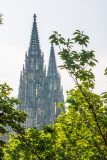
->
49;30;107;159
3;31;107;159
0;83;27;159
3;126;57;159
0;14;3;25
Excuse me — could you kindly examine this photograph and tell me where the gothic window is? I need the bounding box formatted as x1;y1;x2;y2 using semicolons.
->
54;83;57;90
31;59;34;70
25;80;27;84
29;119;32;127
26;108;29;115
33;114;37;127
38;98;41;104
48;93;50;98
55;102;56;114
29;109;32;117
36;61;39;70
25;89;27;99
30;83;33;98
36;86;38;97
49;83;52;90
29;74;34;80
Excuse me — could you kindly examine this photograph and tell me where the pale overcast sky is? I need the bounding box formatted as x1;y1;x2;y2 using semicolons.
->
0;0;107;99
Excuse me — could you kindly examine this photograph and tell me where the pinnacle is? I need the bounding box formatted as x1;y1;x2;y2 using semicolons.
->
33;14;36;21
28;14;40;55
47;44;58;78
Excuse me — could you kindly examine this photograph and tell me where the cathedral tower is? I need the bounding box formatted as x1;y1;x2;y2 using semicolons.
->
47;44;64;124
18;15;64;129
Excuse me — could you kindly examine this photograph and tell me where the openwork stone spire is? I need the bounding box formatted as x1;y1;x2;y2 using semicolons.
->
28;14;40;55
47;44;57;78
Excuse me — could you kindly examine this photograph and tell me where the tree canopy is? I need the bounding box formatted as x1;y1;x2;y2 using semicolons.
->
0;83;27;159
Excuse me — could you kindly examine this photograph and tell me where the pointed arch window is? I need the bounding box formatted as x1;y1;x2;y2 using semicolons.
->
55;102;56;114
36;86;38;97
49;83;52;90
54;83;57;90
36;61;39;70
30;58;34;70
29;83;33;98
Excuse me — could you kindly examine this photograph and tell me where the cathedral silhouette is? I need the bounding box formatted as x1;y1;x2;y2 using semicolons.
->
18;14;64;130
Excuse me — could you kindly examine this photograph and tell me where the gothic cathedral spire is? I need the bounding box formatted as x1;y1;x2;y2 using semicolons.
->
47;43;57;78
18;15;64;130
28;14;40;56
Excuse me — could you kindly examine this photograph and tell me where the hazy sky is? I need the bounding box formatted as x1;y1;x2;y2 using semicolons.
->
0;0;107;99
